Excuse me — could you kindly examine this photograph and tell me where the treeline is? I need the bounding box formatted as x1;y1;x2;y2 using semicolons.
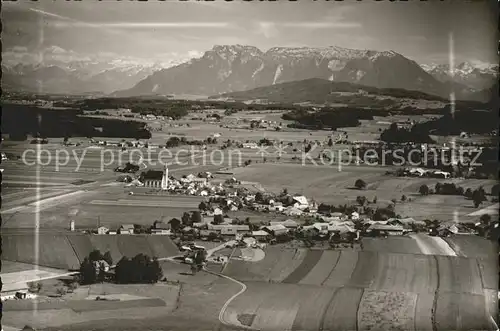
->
2;104;151;139
412;108;498;135
380;123;435;143
282;108;384;130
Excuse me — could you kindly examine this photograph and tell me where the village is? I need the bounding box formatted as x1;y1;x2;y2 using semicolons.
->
80;164;499;255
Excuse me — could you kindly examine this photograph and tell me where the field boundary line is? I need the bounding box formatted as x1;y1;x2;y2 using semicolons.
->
318;287;340;331
431;255;440;331
320;250;342;286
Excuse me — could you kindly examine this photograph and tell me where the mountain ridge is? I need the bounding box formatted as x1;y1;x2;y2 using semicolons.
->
115;44;481;100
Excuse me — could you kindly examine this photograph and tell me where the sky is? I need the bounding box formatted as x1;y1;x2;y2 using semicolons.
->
2;0;498;66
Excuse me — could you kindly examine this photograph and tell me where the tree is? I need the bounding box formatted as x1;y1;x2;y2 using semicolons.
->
149;258;163;283
198;201;208;211
169;218;181;232
356;196;367;206
79;257;97;285
213;214;224;225
191;210;202;223
401;195;407;202
103;251;113;266
372;196;378;204
435;183;442;194
89;249;103;262
472;189;484;208
327;138;333;147
391;198;397;205
464;188;473;198
479;214;492;225
354;179;367;190
255;192;264;203
419;184;429;196
181;212;192;226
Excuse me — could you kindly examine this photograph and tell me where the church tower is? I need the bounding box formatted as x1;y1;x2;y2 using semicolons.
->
161;164;169;190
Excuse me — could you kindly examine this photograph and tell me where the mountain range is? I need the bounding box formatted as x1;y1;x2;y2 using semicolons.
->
2;45;497;102
1;46;191;95
420;61;498;90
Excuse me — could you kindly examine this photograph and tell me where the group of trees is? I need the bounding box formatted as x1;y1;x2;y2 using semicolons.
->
282;108;377;130
380;123;435;144
79;250;113;285
419;184;488;208
115;254;163;284
2;104;152;140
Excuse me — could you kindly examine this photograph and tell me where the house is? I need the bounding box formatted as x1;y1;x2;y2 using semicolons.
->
284;207;303;216
292;196;309;210
367;224;404;236
312;222;329;234
270;219;299;229
252;230;271;241
388;217;426;230
435;222;458;237
207;224;250;236
151;229;171;235
213;207;223;216
328;223;355;234
153;220;171;230
262;224;288;236
93;260;110;272
119;224;135;234
97;226;109;235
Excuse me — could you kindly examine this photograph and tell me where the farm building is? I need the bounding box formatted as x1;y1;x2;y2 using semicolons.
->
387;217;426;230
327;222;356;234
252;230;271;240
97;226;109;235
367;224;404;236
153;220;171;230
119;224;135;234
270;219;299;229
262;224;288;236
207;224;250;236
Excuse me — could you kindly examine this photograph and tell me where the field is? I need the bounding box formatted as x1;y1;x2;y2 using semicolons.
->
224;247;306;283
220;246;498;331
443;234;499;259
2;283;181;330
357;290;417;331
229;162;497;221
1;233;180;270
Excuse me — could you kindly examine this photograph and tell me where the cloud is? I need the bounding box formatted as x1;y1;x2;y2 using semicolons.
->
187;50;203;58
256;22;279;39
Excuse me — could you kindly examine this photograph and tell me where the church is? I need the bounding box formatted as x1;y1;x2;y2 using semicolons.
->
140;165;169;190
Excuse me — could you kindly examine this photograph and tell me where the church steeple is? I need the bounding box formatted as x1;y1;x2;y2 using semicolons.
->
161;164;169;190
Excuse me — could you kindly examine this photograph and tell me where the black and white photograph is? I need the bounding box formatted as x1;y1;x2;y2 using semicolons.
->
0;0;498;330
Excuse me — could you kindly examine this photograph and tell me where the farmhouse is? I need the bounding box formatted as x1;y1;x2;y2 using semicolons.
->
119;224;135;234
207;224;250;236
262;224;288;236
270;219;299;229
387;217;426;230
367;224;404;236
252;230;271;241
